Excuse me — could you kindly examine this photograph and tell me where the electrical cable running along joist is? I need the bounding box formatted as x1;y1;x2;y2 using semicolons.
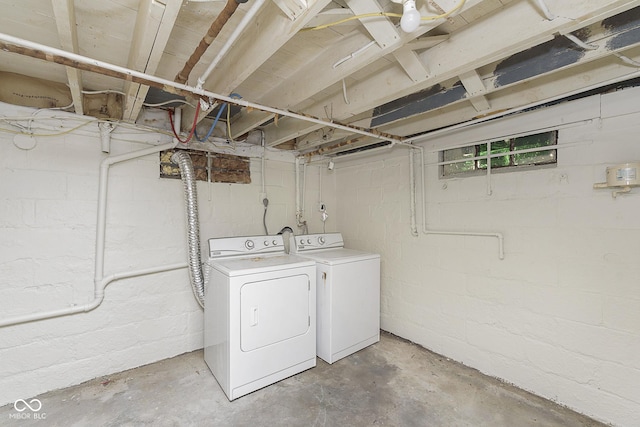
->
0;33;406;149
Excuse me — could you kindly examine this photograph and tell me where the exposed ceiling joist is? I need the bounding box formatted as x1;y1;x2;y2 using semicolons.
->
272;0;309;20
204;0;334;96
393;49;429;82
123;0;182;122
51;0;83;115
459;69;490;111
389;48;640;139
262;0;640;146
230;0;488;138
344;0;398;48
2;0;640;159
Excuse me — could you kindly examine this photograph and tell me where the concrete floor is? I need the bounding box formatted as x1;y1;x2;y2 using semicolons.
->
1;332;604;427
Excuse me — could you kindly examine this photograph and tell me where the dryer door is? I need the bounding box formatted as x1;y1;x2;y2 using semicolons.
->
240;274;311;352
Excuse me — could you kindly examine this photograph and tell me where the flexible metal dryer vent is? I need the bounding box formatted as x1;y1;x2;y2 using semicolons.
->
172;151;205;308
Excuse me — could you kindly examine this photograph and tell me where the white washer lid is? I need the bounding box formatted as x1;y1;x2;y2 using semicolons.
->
207;253;315;276
296;248;380;265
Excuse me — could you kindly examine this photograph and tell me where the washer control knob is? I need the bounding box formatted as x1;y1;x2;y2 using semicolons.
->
318;236;325;245
264;240;269;246
306;239;311;244
272;240;278;245
245;240;255;250
300;239;305;245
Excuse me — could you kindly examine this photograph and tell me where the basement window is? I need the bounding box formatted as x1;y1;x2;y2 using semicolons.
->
160;149;251;184
440;131;557;177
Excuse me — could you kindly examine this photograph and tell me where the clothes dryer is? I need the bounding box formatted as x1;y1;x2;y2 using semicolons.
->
204;234;316;400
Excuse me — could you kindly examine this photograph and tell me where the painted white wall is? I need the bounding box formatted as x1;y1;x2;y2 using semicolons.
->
335;87;640;427
0;103;332;407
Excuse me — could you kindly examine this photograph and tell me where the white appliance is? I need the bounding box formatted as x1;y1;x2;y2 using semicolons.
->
290;233;380;364
204;234;316;400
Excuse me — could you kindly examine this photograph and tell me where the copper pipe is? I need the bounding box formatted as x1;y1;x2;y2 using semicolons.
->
174;0;246;85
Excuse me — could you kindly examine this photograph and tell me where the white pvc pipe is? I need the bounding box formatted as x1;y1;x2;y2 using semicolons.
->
413;146;505;260
261;130;266;197
295;157;301;218
171;107;182;145
486;140;492;196
197;0;268;89
0;32;405;145
534;0;555;20
409;149;418;236
0;141;187;328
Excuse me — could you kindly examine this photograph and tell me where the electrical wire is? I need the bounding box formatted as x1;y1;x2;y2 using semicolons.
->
194;103;226;142
81;89;127;96
262;198;269;235
0;119;93;137
143;99;197;108
168;101;201;144
302;0;465;31
226;93;243;146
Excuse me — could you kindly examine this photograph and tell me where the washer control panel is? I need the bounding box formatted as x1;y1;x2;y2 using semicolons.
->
290;233;344;253
209;235;285;258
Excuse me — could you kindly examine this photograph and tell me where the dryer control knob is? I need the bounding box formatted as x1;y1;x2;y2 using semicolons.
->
306;239;311;244
245;240;255;250
272;240;278;245
264;240;269;246
318;236;325;245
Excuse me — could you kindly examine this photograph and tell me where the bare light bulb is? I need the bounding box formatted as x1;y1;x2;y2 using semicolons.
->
400;0;421;33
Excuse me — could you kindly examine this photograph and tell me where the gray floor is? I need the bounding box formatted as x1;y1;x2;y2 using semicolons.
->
1;332;604;427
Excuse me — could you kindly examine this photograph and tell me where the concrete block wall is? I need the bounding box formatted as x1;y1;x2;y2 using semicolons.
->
0;103;328;407
334;87;640;426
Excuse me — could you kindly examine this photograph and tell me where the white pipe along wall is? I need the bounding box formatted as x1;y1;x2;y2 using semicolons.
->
0;138;186;328
333;86;640;427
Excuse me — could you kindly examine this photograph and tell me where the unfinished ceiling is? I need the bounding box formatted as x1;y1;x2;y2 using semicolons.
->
1;0;640;157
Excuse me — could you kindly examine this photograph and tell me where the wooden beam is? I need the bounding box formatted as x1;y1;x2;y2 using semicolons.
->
51;0;83;115
272;0;309;20
123;0;182;122
344;0;399;49
261;0;640;142
204;0;333;95
393;49;429;82
459;69;490;111
384;47;640;138
230;0;485;138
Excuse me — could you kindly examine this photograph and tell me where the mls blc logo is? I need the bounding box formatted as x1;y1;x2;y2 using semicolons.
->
10;398;46;420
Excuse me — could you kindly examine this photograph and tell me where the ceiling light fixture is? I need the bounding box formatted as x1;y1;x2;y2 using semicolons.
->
400;0;421;32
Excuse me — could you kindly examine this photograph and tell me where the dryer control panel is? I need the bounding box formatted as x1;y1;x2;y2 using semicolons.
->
209;235;284;258
290;233;344;253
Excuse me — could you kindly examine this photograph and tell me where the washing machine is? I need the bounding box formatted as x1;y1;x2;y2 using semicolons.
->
203;234;316;400
290;233;380;364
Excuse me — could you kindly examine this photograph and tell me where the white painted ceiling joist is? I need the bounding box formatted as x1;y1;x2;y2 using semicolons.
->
459;69;490;111
261;0;640;146
123;0;182;122
230;0;488;139
51;0;83;115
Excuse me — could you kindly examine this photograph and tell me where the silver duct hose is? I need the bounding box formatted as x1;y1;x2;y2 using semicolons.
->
171;151;205;308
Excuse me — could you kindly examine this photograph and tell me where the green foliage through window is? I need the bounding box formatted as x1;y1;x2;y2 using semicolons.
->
441;131;557;177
